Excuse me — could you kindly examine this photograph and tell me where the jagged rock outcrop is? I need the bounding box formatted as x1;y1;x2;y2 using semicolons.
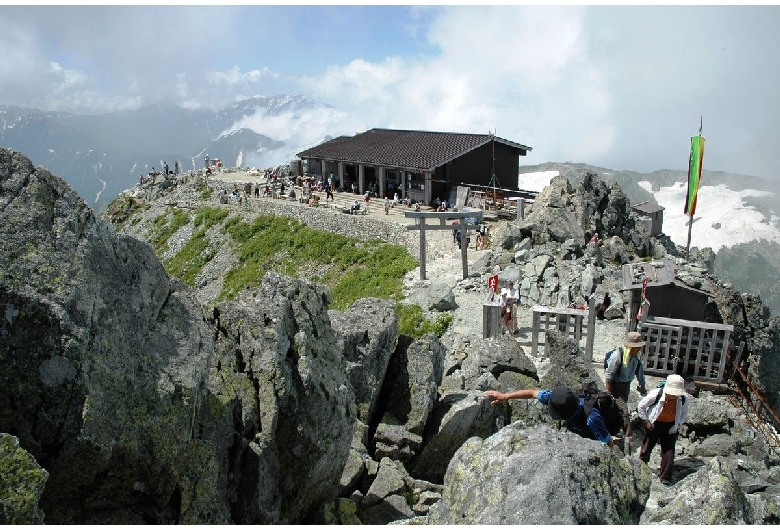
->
0;148;222;523
384;334;446;435
639;457;776;524
205;274;357;523
517;173;650;254
0;148;358;524
328;298;398;425
496;172;659;307
371;334;446;464
428;423;652;524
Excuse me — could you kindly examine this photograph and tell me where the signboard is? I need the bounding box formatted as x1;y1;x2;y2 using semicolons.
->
488;274;499;294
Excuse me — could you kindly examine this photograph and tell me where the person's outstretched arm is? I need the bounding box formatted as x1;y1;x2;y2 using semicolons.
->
485;389;539;405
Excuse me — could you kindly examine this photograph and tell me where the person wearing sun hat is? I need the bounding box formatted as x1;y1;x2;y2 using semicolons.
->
605;331;648;403
636;374;691;486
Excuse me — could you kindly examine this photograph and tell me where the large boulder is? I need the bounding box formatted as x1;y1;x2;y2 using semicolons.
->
457;334;538;390
0;434;48;524
329;298;398;424
206;273;357;523
383;334;446;435
537;329;601;389
639;458;765;524
0;148;222;524
428;423;651;524
410;390;495;483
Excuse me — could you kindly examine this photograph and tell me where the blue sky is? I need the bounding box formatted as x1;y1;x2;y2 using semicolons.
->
1;5;779;182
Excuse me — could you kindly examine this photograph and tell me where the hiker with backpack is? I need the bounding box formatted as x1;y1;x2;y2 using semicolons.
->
485;385;620;447
636;374;690;486
604;331;648;404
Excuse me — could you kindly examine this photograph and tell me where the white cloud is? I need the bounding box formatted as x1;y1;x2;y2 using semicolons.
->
49;61;88;92
294;5;616;165
0;6;778;181
207;66;278;87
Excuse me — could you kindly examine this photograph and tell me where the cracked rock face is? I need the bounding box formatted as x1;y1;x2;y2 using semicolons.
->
205;273;357;524
0;148;219;523
0;149;361;524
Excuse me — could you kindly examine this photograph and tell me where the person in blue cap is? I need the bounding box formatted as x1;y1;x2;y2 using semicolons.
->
485;386;614;447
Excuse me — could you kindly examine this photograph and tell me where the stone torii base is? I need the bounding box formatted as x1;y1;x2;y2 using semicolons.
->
404;209;483;281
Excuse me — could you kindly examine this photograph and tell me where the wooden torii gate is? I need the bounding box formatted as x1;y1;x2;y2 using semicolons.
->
404;209;483;280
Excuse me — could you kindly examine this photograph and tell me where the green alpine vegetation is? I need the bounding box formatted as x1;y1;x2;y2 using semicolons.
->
219;214;418;310
141;206;451;338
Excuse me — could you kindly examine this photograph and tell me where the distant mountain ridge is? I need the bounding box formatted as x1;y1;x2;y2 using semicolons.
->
0;95;329;210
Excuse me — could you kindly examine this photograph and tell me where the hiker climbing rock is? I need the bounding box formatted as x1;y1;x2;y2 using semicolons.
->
485;385;619;447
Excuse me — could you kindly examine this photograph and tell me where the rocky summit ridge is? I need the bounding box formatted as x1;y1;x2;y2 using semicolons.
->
2;146;780;524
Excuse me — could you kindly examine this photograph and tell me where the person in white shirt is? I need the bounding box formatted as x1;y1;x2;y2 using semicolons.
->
499;280;519;333
636;374;690;486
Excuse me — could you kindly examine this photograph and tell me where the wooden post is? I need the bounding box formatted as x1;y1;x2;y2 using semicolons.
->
531;309;541;357
419;218;427;280
460;222;469;279
483;301;502;338
586;295;596;363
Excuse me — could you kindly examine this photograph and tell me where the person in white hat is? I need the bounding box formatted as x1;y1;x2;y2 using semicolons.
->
636;374;690;486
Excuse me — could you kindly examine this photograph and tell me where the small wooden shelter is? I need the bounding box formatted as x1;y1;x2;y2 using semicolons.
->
631;201;665;237
622;256;710;327
622;256;734;383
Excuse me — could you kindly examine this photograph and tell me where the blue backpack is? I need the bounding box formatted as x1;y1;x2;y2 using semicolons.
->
603;347;621;370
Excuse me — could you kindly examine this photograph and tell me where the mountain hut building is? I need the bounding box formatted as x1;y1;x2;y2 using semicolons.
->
294;128;532;207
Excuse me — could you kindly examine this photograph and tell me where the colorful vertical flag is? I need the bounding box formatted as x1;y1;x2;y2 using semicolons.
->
684;134;705;216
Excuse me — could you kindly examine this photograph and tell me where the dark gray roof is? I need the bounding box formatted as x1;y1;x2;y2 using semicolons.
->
296;128;532;171
632;201;665;214
621;257;710;296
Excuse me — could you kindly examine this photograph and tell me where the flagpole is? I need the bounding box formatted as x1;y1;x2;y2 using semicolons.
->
686;215;693;256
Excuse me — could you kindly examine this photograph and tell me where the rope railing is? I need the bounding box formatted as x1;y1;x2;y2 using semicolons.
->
725;348;780;456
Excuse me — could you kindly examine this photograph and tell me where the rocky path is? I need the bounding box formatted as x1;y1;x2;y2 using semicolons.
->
210;169;643;386
402;237;645;390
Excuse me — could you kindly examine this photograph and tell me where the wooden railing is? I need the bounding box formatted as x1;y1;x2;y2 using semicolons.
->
531;296;596;361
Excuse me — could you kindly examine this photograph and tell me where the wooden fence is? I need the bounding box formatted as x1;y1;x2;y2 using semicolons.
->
531;296;596;361
637;313;734;384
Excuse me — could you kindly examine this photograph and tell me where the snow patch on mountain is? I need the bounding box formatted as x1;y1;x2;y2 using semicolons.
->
518;171;558;191
638;180;780;252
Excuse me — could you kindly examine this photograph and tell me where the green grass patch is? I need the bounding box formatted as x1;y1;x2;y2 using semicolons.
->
218;214;418;308
396;303;454;338
194;206;230;229
104;196;149;231
163;207;231;285
150;208;191;253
